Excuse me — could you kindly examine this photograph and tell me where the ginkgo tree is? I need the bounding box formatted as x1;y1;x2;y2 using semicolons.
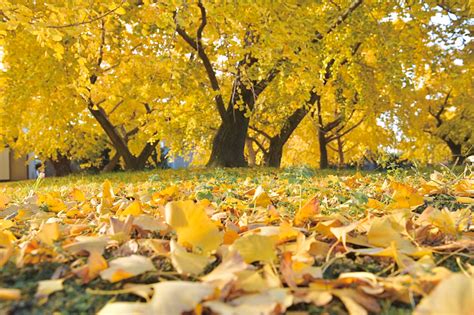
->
170;0;367;167
395;2;473;165
0;1;212;170
244;1;444;168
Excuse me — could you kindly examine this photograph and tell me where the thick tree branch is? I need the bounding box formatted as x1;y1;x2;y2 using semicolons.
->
196;0;206;45
137;140;159;167
323;115;343;133
326;0;364;36
313;0;364;43
428;89;451;127
174;4;227;121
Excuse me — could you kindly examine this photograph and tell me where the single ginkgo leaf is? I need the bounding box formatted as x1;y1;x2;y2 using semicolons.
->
121;201;143;216
330;221;359;250
231;234;276;263
278;221;300;243
169;240;212;275
115;6;126;15
201;250;248;288
252;186;273;207
70;188;86;202
205;288;292;315
38;193;66;213
165;200;223;255
0;193;10;210
64;236;109;255
366;198;385;210
87;251;109;281
367;216;414;251
150;281;214;314
100;180;115;210
37;221;60;246
414;273;474;315
35;279;64;305
294;195;320;226
389;182;424;210
333;290;369;315
100;255;155;283
133;215;167;232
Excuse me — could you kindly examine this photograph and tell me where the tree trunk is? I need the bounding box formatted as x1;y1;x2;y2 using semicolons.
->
336;137;345;167
445;139;464;165
50;155;73;177
264;99;314;168
266;139;284;168
89;106;136;169
102;153;120;173
207;72;264;167
207;108;249;167
318;128;329;169
246;138;256;167
89;105;157;170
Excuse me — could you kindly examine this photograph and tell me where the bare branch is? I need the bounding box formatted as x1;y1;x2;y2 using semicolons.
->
327;116;364;142
249;125;272;140
323;115;343;133
196;0;206;46
108;99;124;116
174;4;227;121
248;136;268;154
328;143;338;152
143;102;152;114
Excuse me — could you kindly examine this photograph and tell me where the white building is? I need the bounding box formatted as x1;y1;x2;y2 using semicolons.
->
0;148;34;181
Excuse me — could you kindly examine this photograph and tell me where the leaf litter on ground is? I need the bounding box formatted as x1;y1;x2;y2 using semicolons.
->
0;167;472;314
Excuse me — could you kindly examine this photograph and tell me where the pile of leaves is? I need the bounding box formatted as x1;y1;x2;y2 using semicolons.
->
0;168;473;314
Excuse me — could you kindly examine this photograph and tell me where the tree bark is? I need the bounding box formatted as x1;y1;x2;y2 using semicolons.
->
246;138;256;166
50;154;73;177
89;105;157;170
207;107;249;167
445;138;464;165
318;128;329;169
336;137;345;167
207;64;275;167
102;152;120;173
264;105;311;167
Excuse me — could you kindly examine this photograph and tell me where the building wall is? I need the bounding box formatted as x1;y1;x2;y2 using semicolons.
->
9;150;28;181
0;149;10;181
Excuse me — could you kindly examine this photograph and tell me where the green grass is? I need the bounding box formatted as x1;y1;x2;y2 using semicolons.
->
1;164;463;193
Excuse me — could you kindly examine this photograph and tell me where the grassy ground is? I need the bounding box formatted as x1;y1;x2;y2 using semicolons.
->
0;165;472;314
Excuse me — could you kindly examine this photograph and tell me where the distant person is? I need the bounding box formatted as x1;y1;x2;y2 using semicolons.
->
35;160;43;178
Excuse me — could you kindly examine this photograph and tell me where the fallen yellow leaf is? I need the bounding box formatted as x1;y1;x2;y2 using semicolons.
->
0;288;21;301
414;273;474;315
100;255;155;283
165;200;223;255
294;195;320;226
231;234;276;263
